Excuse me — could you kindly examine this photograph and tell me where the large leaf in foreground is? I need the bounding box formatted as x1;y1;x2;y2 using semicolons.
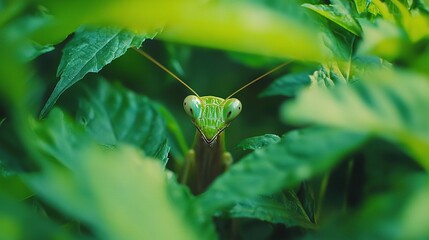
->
0;193;77;240
38;0;327;62
40;27;151;118
76;79;169;165
282;68;429;170
26;109;215;240
199;127;367;214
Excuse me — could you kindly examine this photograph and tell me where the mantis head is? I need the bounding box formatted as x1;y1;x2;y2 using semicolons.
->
183;95;242;144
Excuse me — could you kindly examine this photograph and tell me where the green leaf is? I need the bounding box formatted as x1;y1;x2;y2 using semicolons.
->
303;1;362;36
236;134;281;151
31;109;93;168
76;79;170;165
37;0;327;62
21;42;54;61
0;193;77;240
354;0;380;15
357;18;409;61
308;67;336;88
227;191;315;229
354;0;368;14
40;27;152;118
282;68;429;170
199;127;367;214
26;109;216;240
307;63;351;89
307;57;383;88
0;7;54;61
305;175;429;239
259;73;311;97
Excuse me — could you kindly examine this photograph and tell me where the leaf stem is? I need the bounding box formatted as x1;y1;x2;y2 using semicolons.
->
315;172;330;224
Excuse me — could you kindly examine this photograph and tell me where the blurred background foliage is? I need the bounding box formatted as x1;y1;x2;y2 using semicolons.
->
1;0;429;239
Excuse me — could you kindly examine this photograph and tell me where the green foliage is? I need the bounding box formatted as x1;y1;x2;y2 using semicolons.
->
354;0;380;15
304;175;429;239
2;0;429;239
76;78;170;165
40;27;152;118
0;193;78;240
303;0;362;36
356;0;429;62
199;127;367;214
282;68;429;170
226;191;316;228
36;0;326;61
28;109;215;240
23;42;55;62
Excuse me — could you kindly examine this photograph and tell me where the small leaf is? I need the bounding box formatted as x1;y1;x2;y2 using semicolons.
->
303;1;362;36
236;134;281;151
21;42;54;61
76;79;170;165
227;191;315;228
308;63;349;89
259;73;311;97
354;0;380;15
199;127;367;214
282;68;429;170
26;109;216;240
354;0;367;14
40;27;153;118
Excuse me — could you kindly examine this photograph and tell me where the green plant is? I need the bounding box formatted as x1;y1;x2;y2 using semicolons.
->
1;0;429;239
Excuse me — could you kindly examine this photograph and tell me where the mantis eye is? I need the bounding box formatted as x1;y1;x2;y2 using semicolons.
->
183;95;202;119
223;98;242;122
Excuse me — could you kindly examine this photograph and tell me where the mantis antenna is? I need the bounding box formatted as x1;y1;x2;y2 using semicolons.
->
225;61;293;100
135;48;292;99
134;48;200;97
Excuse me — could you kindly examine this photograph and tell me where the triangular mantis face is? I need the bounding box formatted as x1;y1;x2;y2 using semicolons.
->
183;95;242;144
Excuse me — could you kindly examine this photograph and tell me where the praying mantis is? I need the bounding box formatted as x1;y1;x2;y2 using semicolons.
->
135;48;290;194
